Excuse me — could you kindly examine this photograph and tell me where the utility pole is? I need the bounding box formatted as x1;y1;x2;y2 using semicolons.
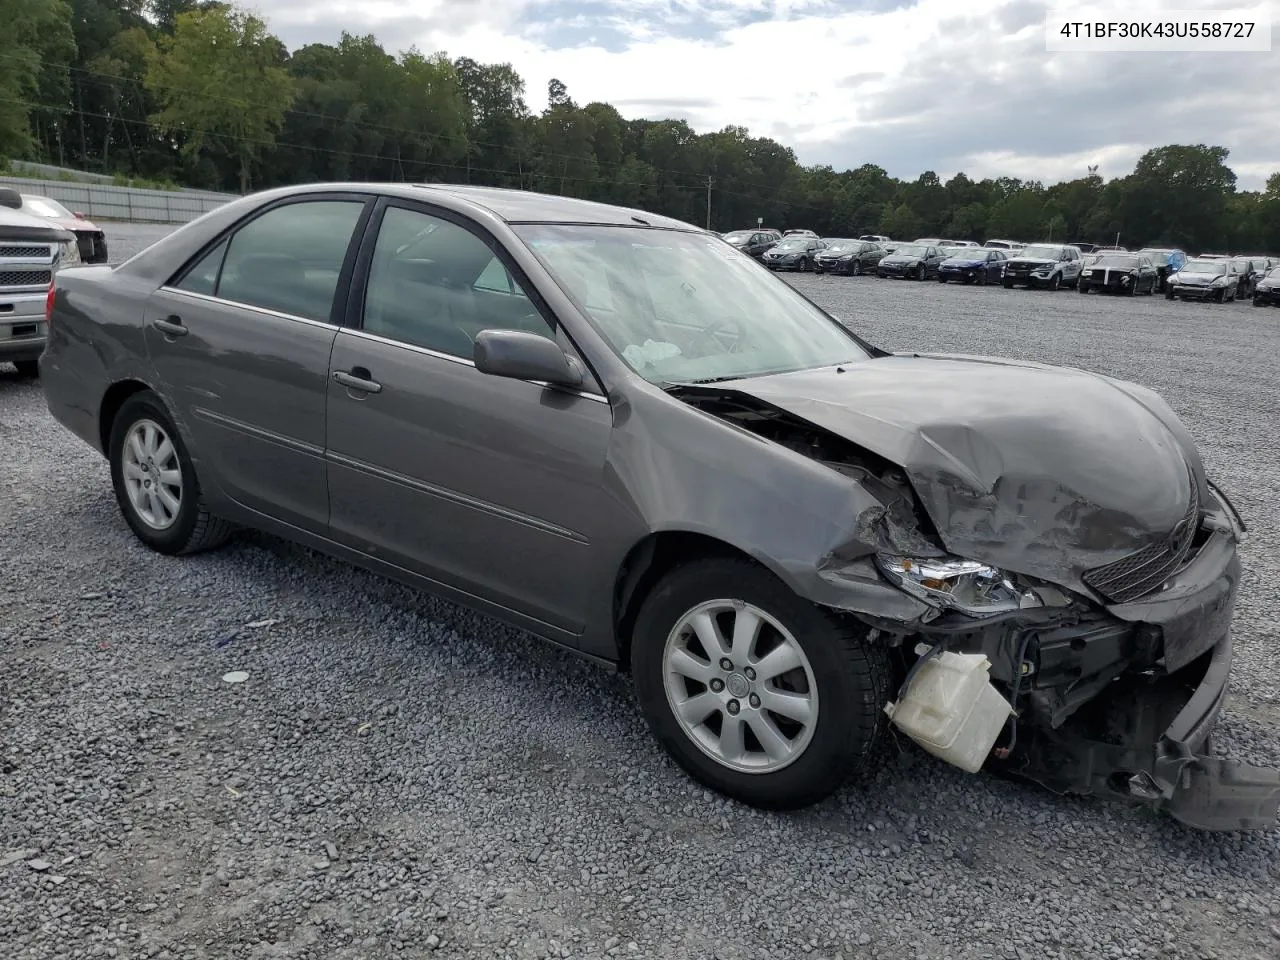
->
705;175;713;230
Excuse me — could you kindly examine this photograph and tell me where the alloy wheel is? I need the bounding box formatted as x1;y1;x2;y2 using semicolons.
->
662;599;819;774
121;418;183;530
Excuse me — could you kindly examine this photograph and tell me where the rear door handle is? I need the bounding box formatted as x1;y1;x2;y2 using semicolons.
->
333;370;382;394
153;316;187;337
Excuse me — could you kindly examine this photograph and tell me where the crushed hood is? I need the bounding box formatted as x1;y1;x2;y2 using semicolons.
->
715;353;1199;586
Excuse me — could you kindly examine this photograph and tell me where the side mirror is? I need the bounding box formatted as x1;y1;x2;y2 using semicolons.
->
474;329;583;388
73;211;86;220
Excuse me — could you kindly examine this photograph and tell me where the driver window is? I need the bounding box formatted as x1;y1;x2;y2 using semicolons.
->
361;206;553;358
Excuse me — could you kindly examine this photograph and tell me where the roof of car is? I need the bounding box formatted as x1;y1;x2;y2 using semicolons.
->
408;183;697;229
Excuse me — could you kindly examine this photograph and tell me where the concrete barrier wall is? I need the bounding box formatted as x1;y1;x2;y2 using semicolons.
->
0;175;237;224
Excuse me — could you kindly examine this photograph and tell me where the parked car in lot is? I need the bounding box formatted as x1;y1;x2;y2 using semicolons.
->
937;248;1007;285
783;228;818;238
814;239;885;275
1166;258;1239;302
1252;266;1280;306
857;234;891;245
984;239;1023;251
762;235;826;271
1002;243;1083;290
876;242;946;280
17;192;109;263
1230;256;1269;299
1078;253;1158;296
0;188;77;377
913;237;955;248
1136;247;1187;293
721;229;779;259
38;182;1278;830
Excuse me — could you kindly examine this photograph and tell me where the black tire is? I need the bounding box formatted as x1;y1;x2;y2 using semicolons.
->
799;258;809;273
1002;279;1014;289
1078;283;1089;294
1254;297;1265;307
852;260;863;276
937;275;947;283
631;557;890;811
13;359;39;378
1127;280;1137;296
1048;273;1061;291
1165;289;1175;300
108;390;234;556
976;271;987;286
915;264;925;281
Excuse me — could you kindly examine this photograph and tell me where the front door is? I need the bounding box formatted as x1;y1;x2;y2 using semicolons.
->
143;195;370;531
324;201;614;636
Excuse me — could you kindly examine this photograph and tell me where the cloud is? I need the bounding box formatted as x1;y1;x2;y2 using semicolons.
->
253;0;1280;189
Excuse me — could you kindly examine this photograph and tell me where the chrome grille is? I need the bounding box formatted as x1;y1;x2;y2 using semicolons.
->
0;269;52;286
1083;479;1201;603
0;245;51;259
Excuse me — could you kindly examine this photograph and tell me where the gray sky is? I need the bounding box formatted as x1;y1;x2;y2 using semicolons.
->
253;0;1280;189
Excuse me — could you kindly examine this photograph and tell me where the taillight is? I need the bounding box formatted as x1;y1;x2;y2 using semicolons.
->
45;284;56;324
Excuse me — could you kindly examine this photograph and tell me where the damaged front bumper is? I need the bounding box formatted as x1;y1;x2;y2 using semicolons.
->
1000;539;1280;831
1010;632;1280;831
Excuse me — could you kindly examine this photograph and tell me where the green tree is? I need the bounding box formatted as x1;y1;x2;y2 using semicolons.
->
146;4;295;191
0;0;76;163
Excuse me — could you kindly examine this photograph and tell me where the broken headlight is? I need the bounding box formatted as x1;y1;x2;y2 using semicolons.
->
875;553;1041;618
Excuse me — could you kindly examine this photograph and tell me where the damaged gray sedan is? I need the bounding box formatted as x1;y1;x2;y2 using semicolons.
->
40;184;1280;830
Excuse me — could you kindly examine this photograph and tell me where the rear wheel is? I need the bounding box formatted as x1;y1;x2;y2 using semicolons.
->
13;359;39;378
108;391;234;556
632;558;889;810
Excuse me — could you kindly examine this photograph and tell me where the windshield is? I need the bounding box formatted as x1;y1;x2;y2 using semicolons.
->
723;231;751;243
889;243;928;256
773;239;809;251
514;224;871;385
1095;255;1140;269
824;241;855;253
1181;260;1225;275
22;195;74;219
1019;245;1062;259
1268;267;1280;279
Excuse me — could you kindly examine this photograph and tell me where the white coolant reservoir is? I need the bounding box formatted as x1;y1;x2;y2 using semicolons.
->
884;649;1014;774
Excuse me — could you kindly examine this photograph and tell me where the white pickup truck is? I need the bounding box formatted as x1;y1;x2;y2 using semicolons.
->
0;187;78;377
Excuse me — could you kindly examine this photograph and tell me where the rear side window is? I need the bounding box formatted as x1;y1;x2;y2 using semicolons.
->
182;200;365;323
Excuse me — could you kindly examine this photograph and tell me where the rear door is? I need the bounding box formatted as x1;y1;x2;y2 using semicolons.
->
323;199;614;635
144;194;372;532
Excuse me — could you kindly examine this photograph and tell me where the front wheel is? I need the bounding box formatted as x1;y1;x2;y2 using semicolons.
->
1048;273;1061;291
852;260;863;276
12;359;39;378
108;390;234;556
915;264;925;281
632;558;889;810
1078;283;1089;294
1002;279;1014;289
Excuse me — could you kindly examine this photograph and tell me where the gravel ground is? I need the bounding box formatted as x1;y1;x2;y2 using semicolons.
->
2;224;1280;960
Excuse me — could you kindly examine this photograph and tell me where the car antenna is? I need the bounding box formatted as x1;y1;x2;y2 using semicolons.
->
631;216;649;225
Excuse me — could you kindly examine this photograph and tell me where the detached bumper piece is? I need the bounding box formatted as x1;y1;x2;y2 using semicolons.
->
1005;635;1280;831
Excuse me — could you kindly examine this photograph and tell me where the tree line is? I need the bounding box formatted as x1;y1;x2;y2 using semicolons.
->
3;0;1278;253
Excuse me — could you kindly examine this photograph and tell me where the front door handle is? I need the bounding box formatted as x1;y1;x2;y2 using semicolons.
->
333;369;382;394
153;316;187;337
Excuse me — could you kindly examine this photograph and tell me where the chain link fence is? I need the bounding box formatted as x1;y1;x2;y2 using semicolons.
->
0;175;236;224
